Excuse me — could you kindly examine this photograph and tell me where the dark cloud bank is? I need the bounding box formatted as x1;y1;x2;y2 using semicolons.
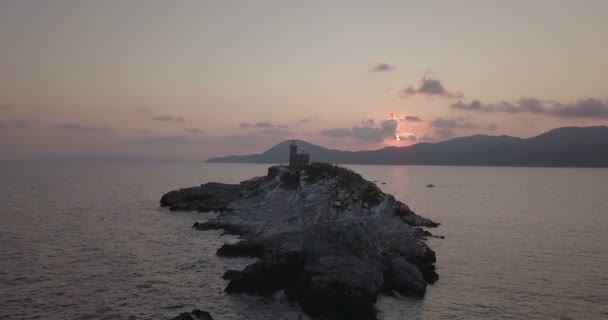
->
452;98;608;119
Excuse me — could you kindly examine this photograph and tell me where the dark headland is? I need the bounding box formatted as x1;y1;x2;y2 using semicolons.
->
206;126;608;167
161;162;441;320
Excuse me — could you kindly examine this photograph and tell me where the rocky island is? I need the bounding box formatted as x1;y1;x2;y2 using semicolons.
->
161;162;440;319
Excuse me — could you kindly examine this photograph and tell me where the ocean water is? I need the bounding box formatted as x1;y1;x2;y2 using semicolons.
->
1;161;607;320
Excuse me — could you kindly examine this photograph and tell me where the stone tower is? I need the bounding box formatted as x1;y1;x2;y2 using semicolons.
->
289;140;310;168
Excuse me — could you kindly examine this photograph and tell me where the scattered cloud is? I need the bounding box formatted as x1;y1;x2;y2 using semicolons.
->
420;117;498;141
320;128;352;138
57;123;111;133
371;63;395;72
351;126;386;142
552;99;608;118
320;119;399;143
380;119;398;136
254;121;273;128
398;134;418;142
452;97;608;119
418;133;439;143
151;115;185;122
297;115;321;123
403;115;423;122
136;108;150;114
401;77;463;99
429;117;478;130
451;100;487;112
239;121;283;128
186;128;205;134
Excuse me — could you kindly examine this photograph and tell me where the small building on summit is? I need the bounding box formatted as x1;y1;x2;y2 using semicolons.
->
289;140;310;168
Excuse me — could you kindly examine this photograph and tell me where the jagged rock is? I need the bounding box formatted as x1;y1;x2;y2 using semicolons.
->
222;269;240;280
295;220;387;314
225;251;303;296
417;264;439;284
170;309;213;320
216;240;263;258
161;163;441;320
388;257;426;297
160;182;240;212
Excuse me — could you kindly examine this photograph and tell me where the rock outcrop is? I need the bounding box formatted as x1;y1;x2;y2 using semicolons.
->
161;163;441;320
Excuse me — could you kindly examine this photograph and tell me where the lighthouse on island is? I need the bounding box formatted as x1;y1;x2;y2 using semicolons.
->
289;140;310;169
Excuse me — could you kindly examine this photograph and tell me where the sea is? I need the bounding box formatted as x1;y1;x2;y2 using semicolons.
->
1;161;607;320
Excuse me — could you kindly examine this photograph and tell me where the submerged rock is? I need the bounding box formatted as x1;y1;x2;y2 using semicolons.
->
161;163;441;319
170;309;213;320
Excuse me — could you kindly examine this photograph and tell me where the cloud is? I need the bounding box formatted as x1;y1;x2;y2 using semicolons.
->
297;115;321;123
320;119;399;143
399;134;418;142
421;117;498;142
380;119;398;136
151;115;185;122
552;98;608;118
371;63;395;72
57;123;110;133
320;128;352;138
351;126;386;142
451;100;487;111
254;121;273;128
0;104;11;111
401;77;463;99
0;119;28;129
239;121;284;128
403;115;423;122
418;133;440;143
136;108;150;113
451;97;608;119
429;117;478;130
186;128;205;134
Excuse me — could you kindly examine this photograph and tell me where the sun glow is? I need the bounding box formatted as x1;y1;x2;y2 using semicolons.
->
384;113;424;146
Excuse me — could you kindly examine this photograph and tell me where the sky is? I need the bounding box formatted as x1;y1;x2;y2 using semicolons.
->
1;0;607;160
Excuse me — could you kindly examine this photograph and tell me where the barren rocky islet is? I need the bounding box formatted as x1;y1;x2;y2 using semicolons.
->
161;163;441;319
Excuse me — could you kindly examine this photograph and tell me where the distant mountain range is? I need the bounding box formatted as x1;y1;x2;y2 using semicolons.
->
206;126;608;167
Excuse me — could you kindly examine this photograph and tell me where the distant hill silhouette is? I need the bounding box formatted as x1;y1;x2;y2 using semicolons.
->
206;126;608;167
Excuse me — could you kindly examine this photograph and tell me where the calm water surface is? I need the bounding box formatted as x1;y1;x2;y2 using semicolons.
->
1;161;607;319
